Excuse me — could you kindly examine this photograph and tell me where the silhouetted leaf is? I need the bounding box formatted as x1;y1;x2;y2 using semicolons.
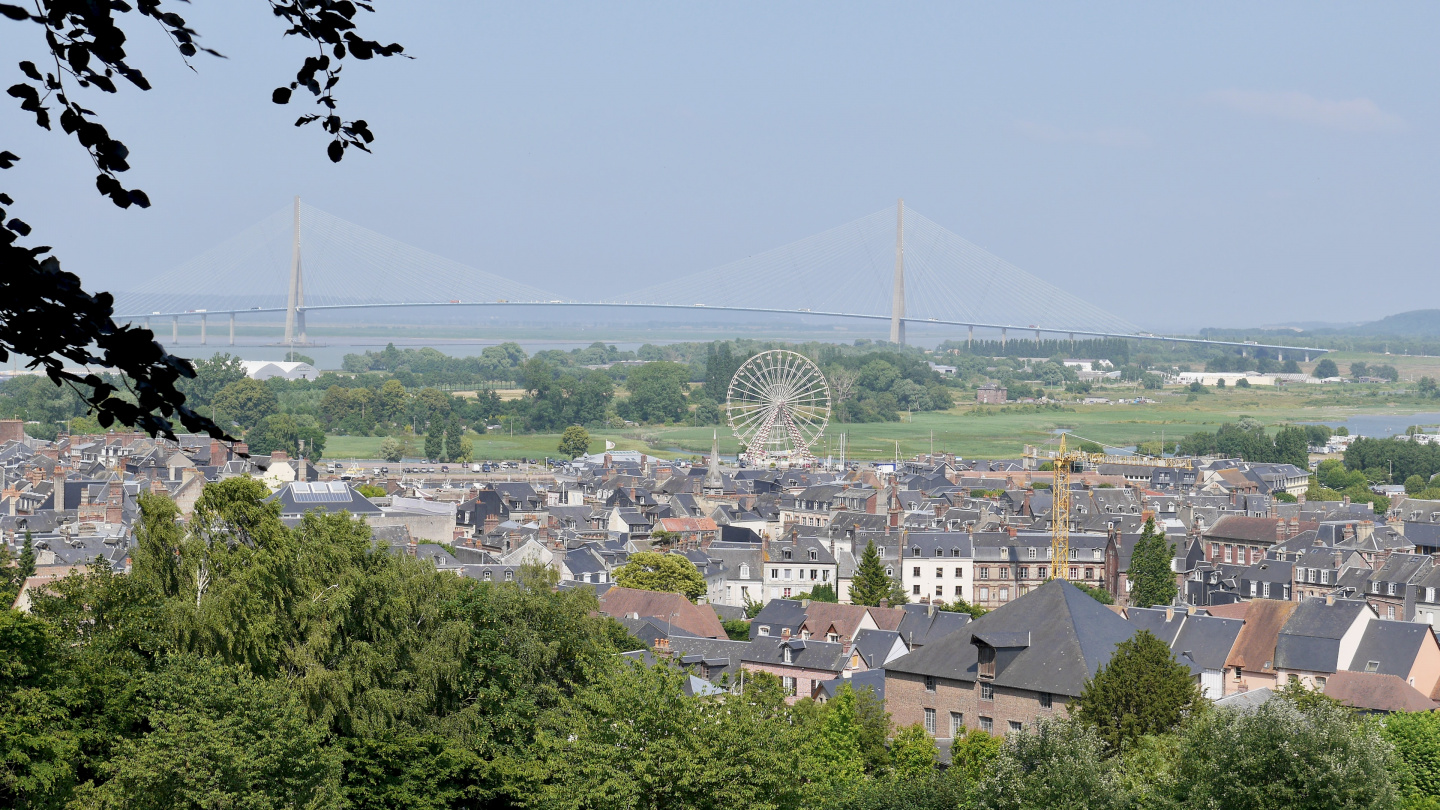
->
327;139;344;162
272;86;292;104
6;218;30;236
0;3;28;20
18;61;41;81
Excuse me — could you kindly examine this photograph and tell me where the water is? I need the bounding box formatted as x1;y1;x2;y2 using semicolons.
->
1302;411;1440;438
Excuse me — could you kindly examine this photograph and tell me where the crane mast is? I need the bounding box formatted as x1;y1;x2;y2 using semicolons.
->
1051;433;1071;579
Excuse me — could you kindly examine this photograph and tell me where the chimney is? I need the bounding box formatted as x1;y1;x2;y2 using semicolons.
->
210;439;227;465
1334;549;1343;568
406;541;417;557
1276;521;1287;543
1165;606;1175;622
1357;521;1374;542
654;636;670;652
53;474;65;512
879;598;889;609
1007;526;1017;539
1326;593;1335;606
271;450;289;463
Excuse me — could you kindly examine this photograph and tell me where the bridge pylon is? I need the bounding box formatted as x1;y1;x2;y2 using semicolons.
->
890;198;906;345
282;196;311;347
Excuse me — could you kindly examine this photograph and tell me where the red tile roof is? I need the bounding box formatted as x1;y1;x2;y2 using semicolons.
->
597;587;726;639
1325;671;1439;713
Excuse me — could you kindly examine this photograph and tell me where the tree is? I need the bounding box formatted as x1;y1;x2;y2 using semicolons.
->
355;484;386;499
1421;377;1438;396
1073;581;1114;604
849;540;904;607
798;583;839;603
889;724;938;781
379;438;403;463
424;427;443;462
211;378;277;431
1128;517;1177;609
244;413;325;461
613;552;707;602
1072;629;1203;751
620;362;691;423
1381;710;1440;804
18;529;36;579
179;354;247;413
1174;695;1396;810
949;728;1001;783
1313;358;1339;379
558;425;592;459
811;683;865;790
2;3;404;442
978;719;1127;810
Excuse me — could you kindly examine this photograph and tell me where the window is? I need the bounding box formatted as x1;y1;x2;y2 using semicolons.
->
955;568;964;578
1388;582;1397;596
783;549;791;560
784;569;793;580
912;546;921;557
1008;720;1023;734
801;630;811;640
1093;549;1102;561
810;569;818;580
924;675;937;693
999;587;1010;602
783;647;793;664
924;708;936;734
1070;548;1078;560
955;585;964;597
980;586;990;601
1046;547;1053;559
978;645;996;679
979;716;993;733
810;549;817;561
952;548;962;557
1321;570;1330;585
1365;660;1380;673
483;570;493;581
1210;543;1220;560
823;571;830;582
504;570;514;582
1069;567;1079;580
935;547;943;558
1316;676;1327;688
1039;692;1053;709
913;584;921;595
979;567;990;580
740;564;750;579
913;566;922;578
782;588;792;598
951;712;964;736
999;567;1010;579
758;625;770;636
1388;605;1396;619
1249;581;1258;597
1084;567;1094;580
1028;547;1037;560
1429;587;1436;603
980;682;995;701
771;568;779;579
827;632;839;643
1262;581;1271;599
935;585;944;597
782;676;797;696
936;567;945;578
1224;545;1233;563
1306;568;1315;583
1038;566;1047;579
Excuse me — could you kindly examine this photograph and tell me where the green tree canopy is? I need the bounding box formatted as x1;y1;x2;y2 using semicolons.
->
1128;517;1177;610
849;540;905;607
613;552;707;602
1314;358;1340;379
1072;629;1203;751
212;378;278;431
620;361;691;424
558;425;592;459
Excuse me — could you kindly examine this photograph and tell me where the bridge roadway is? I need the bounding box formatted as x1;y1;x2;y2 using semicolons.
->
119;300;1331;356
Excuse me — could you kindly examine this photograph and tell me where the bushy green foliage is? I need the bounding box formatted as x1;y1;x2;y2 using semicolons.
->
1382;710;1440;803
557;425;591;459
797;583;839;603
978;719;1127;810
613;552;707;601
1073;629;1203;751
1073;581;1114;604
1174;696;1395;810
1177;423;1308;467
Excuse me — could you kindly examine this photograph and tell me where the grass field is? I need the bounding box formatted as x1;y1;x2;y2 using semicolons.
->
319;350;1440;461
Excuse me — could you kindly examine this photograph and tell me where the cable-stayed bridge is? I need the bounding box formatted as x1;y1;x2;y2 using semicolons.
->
112;199;1325;356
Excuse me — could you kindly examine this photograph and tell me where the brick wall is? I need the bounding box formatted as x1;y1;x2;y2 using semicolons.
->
886;670;1069;736
742;662;840;703
0;419;24;444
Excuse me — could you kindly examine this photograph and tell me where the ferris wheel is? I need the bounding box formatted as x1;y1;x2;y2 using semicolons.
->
726;350;831;466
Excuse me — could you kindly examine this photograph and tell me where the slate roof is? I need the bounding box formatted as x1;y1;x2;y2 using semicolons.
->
1172;614;1244;673
850;628;904;669
742;637;848;673
897;604;972;647
265;481;381;516
886;579;1136;696
1273;597;1370;674
665;635;751;683
816;668;887;701
1346;620;1432;680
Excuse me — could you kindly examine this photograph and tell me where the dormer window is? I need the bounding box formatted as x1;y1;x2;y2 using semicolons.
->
740;564;750;579
758;625;770;636
978;644;996;679
828;632;840;643
912;546;921;557
809;549;818;561
783;646;793;664
1028;547;1037;560
783;549;792;560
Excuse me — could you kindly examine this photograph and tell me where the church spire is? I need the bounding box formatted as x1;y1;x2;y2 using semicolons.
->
703;429;724;495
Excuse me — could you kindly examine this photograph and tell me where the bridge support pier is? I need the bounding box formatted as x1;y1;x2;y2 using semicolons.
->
1069;333;1074;352
171;316;178;344
144;316;150;332
1035;328;1040;342
1277;350;1283;362
1305;353;1310;363
1001;328;1007;350
229;313;236;346
200;314;207;345
968;325;973;349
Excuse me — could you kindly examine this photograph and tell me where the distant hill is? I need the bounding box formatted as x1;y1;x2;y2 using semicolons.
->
1351;309;1440;337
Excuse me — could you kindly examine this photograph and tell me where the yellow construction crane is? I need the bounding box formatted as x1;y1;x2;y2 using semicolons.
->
1028;435;1193;580
1051;433;1073;579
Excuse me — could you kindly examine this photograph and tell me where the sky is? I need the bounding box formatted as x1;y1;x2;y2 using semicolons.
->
4;2;1438;332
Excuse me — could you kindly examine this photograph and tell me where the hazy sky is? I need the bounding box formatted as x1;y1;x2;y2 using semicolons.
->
4;2;1437;331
